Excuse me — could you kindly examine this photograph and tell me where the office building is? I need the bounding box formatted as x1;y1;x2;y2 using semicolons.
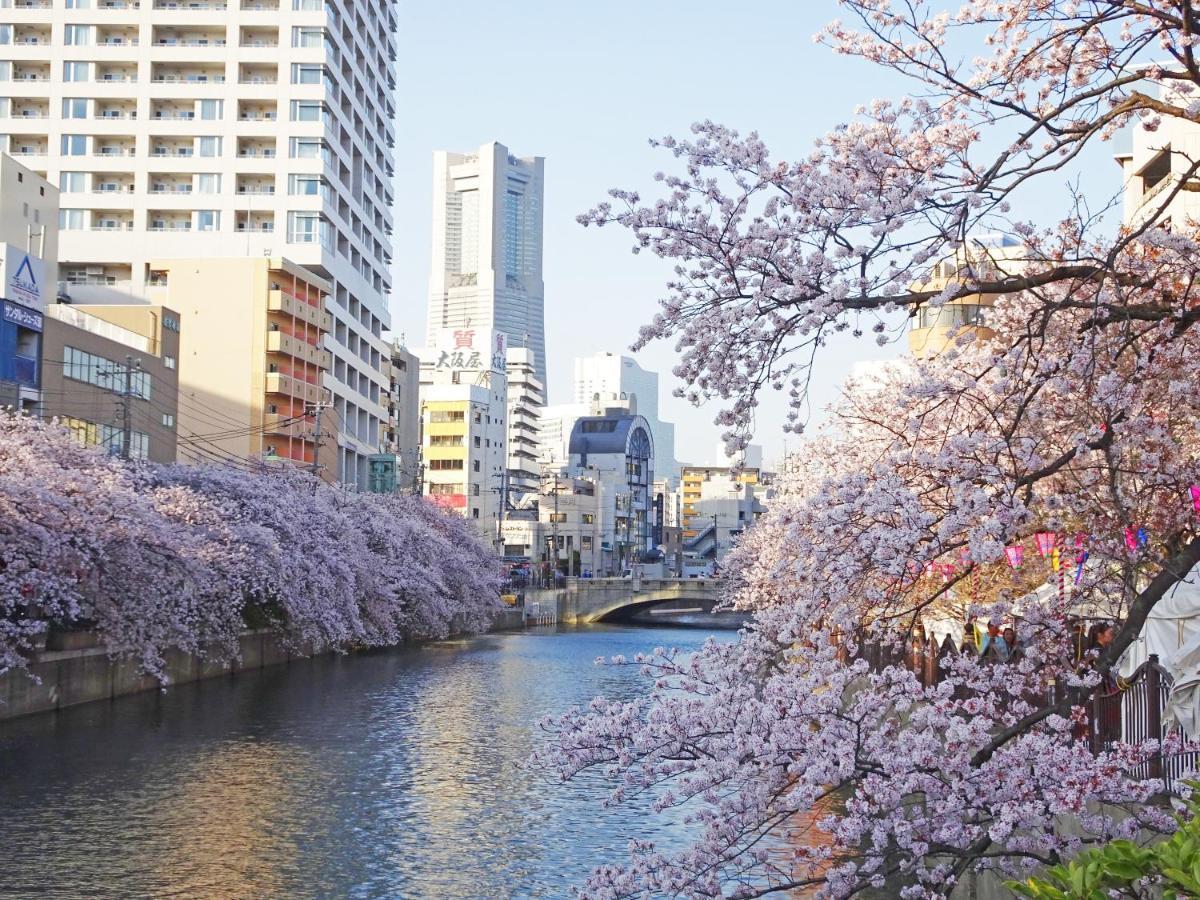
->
41;300;179;463
680;465;772;564
0;155;56;411
572;352;677;479
426;142;545;385
0;0;398;485
417;327;508;545
566;411;655;572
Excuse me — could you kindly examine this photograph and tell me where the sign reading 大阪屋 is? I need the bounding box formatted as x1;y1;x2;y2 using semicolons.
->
429;327;508;374
1;244;46;312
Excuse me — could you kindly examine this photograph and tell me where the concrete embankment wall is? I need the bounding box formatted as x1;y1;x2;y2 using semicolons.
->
0;607;531;723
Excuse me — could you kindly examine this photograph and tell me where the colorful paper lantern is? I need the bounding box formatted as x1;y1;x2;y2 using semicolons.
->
1074;550;1089;585
1050;547;1061;572
1191;485;1200;515
1124;527;1137;553
1034;532;1057;558
1004;545;1024;569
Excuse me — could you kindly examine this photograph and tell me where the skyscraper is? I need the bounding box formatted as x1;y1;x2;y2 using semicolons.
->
0;0;397;486
427;142;545;385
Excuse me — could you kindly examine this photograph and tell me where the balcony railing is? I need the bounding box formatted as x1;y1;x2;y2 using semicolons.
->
147;223;192;232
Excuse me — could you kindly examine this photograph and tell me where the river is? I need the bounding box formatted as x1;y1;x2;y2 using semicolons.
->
0;622;739;899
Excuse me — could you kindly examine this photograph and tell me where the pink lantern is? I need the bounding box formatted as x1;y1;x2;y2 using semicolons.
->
1124;527;1137;553
1073;532;1088;550
1004;545;1024;569
1191;485;1200;515
941;563;956;582
1034;532;1057;558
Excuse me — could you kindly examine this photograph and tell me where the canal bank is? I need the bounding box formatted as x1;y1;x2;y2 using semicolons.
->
0;607;526;722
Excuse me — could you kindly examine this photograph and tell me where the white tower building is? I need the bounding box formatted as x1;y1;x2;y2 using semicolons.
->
573;352;678;479
0;0;397;487
426;142;545;386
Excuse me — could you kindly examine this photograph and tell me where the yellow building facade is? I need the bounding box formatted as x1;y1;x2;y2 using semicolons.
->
146;257;335;477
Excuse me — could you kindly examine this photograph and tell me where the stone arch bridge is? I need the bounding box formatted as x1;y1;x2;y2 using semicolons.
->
557;577;725;625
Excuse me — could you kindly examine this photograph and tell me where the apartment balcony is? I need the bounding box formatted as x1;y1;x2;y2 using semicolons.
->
13;65;50;83
266;330;326;366
262;413;312;440
10;100;48;119
96;28;139;46
150;145;194;158
12;26;50;45
153;0;228;9
267;290;332;331
239;26;278;47
147;214;192;232
265;372;320;403
90;213;135;232
237;138;276;158
98;0;141;8
238;64;277;85
152;26;228;47
95;104;137;120
240;0;278;9
7;137;46;157
96;67;138;83
235;176;275;194
151;64;226;84
92;174;136;194
237;101;277;121
94;143;136;158
236;219;275;233
13;0;52;8
150;103;195;121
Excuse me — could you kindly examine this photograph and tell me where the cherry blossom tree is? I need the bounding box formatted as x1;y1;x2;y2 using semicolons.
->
540;2;1200;896
0;414;502;682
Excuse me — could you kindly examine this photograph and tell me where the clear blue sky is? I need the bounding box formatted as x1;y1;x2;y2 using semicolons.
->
389;1;1121;465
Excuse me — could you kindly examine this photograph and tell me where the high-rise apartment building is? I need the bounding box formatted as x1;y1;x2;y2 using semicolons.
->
504;345;541;500
0;0;397;486
426;142;545;385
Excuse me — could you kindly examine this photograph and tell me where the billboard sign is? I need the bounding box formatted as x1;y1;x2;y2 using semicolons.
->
1;244;46;312
429;328;508;374
2;300;42;332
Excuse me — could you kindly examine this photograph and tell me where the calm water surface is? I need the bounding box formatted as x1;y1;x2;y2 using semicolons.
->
0;623;736;899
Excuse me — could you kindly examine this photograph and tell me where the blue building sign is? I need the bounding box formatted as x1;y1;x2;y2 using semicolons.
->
0;300;43;391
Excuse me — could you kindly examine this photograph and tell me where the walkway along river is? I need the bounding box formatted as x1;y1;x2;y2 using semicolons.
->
0;622;737;899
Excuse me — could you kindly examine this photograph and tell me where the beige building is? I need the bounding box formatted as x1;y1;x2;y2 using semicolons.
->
145;257;334;476
41;301;180;463
1116;84;1200;229
907;237;1027;358
382;339;419;492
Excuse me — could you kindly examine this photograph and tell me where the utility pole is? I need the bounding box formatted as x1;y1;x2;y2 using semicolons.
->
118;355;140;460
306;399;332;477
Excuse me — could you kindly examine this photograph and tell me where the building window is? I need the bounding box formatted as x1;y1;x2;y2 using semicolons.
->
63;346;151;399
162;413;174;428
198;99;222;120
61;98;87;119
60;134;86;156
290;63;322;85
197;136;221;157
548;513;567;523
62;418;148;460
428;459;464;471
66;0;92;7
62;61;89;82
428;434;462;447
429;483;460;496
163;356;176;370
195;210;219;232
287;211;319;243
59;172;85;193
472;508;479;519
195;173;221;194
472;484;480;496
289;137;321;158
64;24;91;46
162;314;180;332
58;209;84;230
290;100;322;122
292;26;323;48
582;514;594;524
293;0;321;9
288;173;321;196
428;410;464;423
